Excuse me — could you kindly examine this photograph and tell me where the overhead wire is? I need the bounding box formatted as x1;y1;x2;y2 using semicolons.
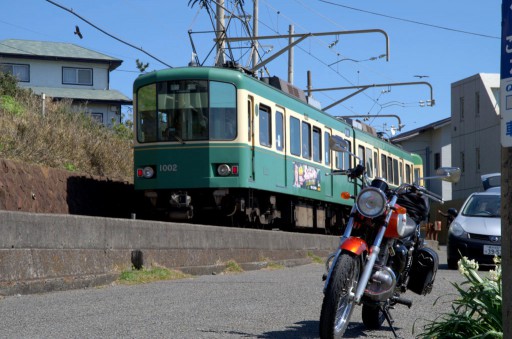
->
45;0;173;68
318;0;500;40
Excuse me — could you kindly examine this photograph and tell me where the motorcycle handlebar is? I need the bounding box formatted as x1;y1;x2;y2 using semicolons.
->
398;183;444;203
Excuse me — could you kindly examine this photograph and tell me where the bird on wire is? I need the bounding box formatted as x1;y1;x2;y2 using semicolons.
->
74;25;83;39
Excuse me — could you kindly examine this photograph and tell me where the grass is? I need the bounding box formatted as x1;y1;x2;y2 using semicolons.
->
308;251;324;264
0;73;133;181
118;266;191;285
223;260;244;274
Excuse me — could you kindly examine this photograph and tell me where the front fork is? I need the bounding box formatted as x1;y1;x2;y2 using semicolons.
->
324;195;399;304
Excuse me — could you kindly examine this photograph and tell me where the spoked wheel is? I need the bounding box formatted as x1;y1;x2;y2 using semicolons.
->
319;252;361;338
362;304;386;330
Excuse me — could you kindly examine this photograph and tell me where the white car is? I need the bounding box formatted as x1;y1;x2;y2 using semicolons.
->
446;174;501;269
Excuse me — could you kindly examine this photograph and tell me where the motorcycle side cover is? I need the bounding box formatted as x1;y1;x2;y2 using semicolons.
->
407;247;439;295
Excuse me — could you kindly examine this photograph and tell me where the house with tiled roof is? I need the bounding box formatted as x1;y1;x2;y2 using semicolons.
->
0;39;132;126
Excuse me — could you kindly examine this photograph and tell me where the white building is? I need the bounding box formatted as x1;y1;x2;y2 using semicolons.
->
391;118;453;200
451;73;500;200
392;73;501;203
0;39;132;126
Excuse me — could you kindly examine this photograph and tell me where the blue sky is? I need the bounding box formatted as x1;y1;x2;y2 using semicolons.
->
0;0;501;134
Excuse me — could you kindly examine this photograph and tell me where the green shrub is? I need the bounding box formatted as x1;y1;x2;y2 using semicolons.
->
418;256;502;338
0;80;133;181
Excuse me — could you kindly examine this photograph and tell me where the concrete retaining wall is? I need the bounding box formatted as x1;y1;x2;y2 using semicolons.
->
0;210;339;296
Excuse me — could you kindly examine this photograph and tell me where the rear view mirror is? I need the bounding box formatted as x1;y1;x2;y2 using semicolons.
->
435;167;461;183
329;136;349;152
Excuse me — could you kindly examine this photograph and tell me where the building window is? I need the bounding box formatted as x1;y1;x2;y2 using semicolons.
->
259;105;271;147
90;112;103;123
459;96;464;121
475;91;480;117
460;151;465;173
0;63;29;82
63;67;92;85
434;152;441;169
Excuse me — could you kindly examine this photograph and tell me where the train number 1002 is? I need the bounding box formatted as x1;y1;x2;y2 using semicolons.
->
160;164;178;172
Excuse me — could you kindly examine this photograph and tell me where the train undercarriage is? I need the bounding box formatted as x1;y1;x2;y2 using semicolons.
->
139;188;349;235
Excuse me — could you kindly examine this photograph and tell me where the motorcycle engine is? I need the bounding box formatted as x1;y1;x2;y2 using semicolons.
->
364;264;397;301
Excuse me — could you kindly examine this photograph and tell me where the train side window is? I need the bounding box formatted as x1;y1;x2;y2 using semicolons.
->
137;83;157;143
290;116;301;156
358;145;365;171
406;164;412;183
365;147;373;178
210;81;236;140
302;121;311;159
387;156;394;184
399;161;404;184
313;127;321;163
381;155;387;180
343;140;351;169
393;158;399;185
324;132;330;165
259;105;271;147
374;151;379;177
414;168;421;183
276;111;284;151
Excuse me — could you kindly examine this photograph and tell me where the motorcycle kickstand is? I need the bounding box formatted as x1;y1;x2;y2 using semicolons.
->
381;306;403;339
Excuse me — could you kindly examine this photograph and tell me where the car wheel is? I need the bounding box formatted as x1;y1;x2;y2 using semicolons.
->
447;258;458;270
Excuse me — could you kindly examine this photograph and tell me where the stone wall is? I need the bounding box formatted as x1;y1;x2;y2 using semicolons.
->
0;158;134;218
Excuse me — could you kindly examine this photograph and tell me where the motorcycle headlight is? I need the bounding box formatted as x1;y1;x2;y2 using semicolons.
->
356;187;387;218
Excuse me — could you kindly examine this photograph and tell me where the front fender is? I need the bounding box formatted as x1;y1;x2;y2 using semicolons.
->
340;237;367;255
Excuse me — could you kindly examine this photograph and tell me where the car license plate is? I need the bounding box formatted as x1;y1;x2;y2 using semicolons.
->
483;245;501;256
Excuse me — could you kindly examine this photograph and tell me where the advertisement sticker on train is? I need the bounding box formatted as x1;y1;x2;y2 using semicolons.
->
293;162;321;191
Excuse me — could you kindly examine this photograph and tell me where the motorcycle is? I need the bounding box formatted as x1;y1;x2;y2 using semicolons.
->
319;136;461;338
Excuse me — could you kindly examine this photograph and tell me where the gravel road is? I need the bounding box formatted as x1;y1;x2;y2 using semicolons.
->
0;246;467;338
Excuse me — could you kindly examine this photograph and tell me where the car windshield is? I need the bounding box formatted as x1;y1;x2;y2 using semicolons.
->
461;194;500;217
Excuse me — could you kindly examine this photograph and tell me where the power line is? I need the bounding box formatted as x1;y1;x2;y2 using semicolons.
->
319;0;500;40
45;0;173;68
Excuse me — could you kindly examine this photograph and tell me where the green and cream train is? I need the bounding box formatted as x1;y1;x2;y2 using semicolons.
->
133;66;423;233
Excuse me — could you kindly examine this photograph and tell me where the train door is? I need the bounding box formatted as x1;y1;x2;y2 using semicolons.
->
248;96;255;181
275;105;286;188
324;127;333;197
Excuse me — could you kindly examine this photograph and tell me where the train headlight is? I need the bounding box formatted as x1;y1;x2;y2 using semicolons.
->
217;164;231;176
142;166;155;179
355;187;386;218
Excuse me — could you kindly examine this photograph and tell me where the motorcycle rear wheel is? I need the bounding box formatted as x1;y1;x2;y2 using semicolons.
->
319;252;361;338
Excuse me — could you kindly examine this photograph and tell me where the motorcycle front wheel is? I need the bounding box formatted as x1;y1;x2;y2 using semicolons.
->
361;303;386;329
319;252;361;338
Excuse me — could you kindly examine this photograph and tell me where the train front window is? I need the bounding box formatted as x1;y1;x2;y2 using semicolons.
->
136;80;236;143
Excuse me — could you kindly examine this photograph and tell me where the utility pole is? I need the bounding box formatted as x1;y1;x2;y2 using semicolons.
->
288;25;294;84
251;0;258;69
215;0;225;66
500;1;512;336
